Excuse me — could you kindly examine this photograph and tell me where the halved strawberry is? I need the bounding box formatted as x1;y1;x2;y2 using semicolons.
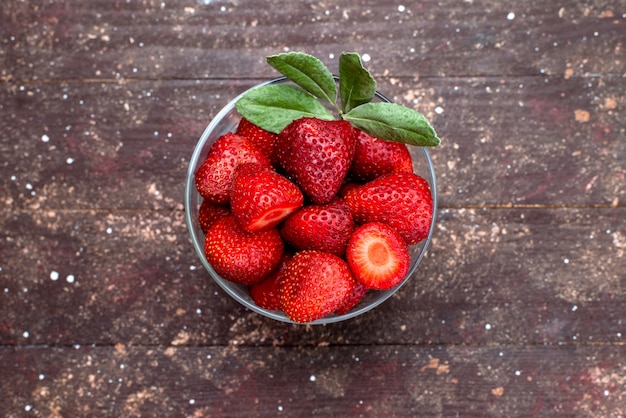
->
346;222;410;290
198;199;230;234
277;250;356;323
249;252;293;311
230;163;304;232
277;117;358;204
280;198;355;256
236;117;279;165
204;215;283;285
343;172;433;245
195;133;271;204
349;130;414;182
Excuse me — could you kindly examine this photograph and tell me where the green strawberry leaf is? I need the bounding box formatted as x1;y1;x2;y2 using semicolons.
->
339;52;377;113
343;102;441;147
267;52;338;107
235;84;334;134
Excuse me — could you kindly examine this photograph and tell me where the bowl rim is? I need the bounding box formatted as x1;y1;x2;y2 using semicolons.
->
184;76;438;324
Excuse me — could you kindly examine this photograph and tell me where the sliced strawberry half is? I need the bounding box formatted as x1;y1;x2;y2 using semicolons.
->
346;222;411;290
230;163;304;232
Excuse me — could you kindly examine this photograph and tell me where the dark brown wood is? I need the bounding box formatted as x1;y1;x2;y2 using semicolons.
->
1;0;625;416
2;345;625;417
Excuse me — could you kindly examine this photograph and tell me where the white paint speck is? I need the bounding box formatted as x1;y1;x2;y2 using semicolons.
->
189;399;195;405
571;305;578;311
485;323;492;330
604;389;609;396
39;374;45;380
50;271;59;281
507;12;515;20
196;308;202;314
361;53;371;62
25;405;32;412
66;157;74;165
515;370;521;376
42;134;50;142
563;258;569;264
435;106;444;114
398;5;406;12
309;375;316;382
23;331;30;338
106;227;113;234
66;274;75;283
616;332;622;338
329;53;335;59
26;183;33;190
278;405;283;412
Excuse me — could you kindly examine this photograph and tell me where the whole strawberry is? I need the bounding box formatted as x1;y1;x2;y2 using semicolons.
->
334;280;368;315
230;163;304;232
195;133;271;204
276;118;358;204
346;222;410;290
204;215;283;285
198;199;231;234
249;252;293;311
349;130;413;182
236;117;279;165
277;250;356;323
343;172;433;245
280;198;354;256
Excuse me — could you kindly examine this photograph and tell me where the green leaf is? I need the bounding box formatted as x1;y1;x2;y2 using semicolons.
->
344;102;441;147
339;52;377;113
235;84;334;134
267;52;337;107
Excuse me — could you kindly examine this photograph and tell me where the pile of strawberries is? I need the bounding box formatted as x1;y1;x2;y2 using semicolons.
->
194;116;433;323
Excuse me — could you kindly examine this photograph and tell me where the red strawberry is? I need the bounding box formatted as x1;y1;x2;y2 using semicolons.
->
198;199;230;234
204;215;283;285
230;163;304;232
277;250;356;323
249;253;293;311
346;222;410;290
334;280;368;315
195;133;271;204
280;198;354;256
337;181;362;198
349;130;413;182
276;117;358;204
236;117;279;165
343;172;433;245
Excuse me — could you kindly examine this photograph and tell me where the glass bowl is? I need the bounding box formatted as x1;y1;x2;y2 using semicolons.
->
184;77;437;325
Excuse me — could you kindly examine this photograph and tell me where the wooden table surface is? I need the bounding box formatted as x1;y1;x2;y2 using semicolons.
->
2;1;625;416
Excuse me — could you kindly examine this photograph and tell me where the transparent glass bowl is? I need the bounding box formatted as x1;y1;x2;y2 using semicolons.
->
184;77;437;325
